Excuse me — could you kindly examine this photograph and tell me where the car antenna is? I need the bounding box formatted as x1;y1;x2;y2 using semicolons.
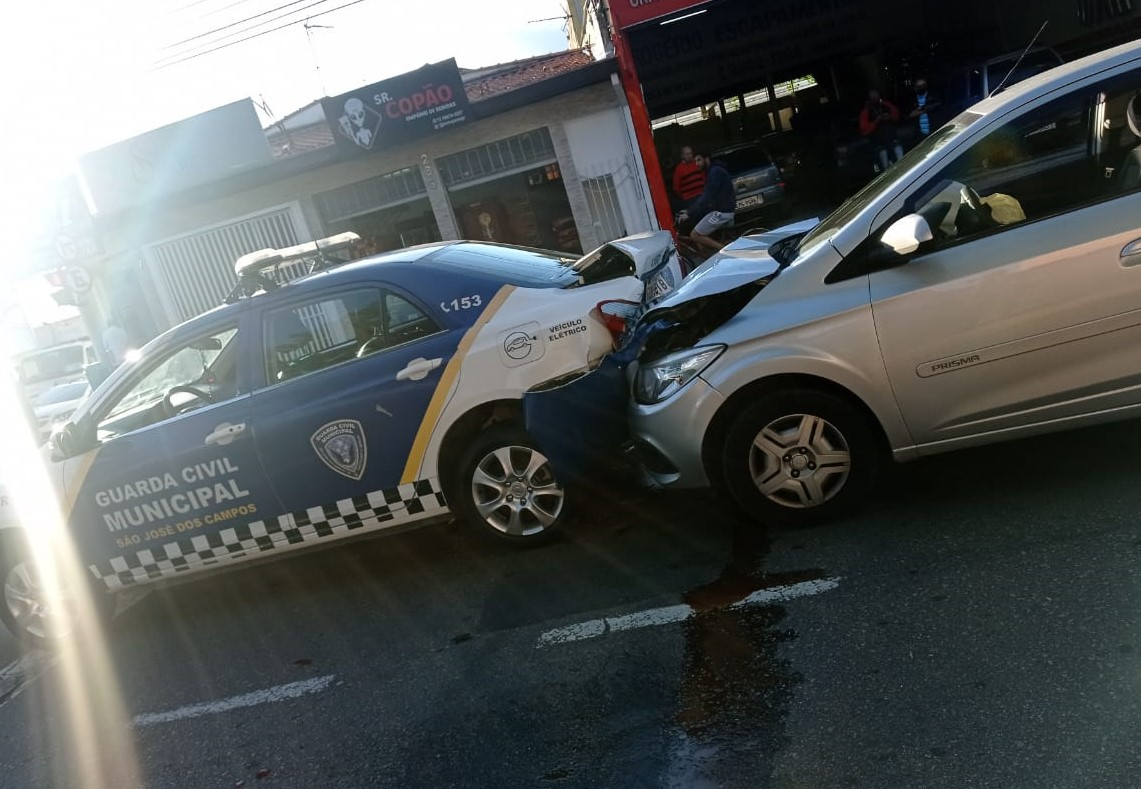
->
989;20;1049;98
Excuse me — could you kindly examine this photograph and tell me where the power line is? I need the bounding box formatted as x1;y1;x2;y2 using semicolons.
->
160;0;264;20
150;0;370;70
155;0;341;65
190;0;267;21
160;0;336;51
164;0;226;15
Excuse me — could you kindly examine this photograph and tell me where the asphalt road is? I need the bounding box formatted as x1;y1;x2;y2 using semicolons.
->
2;419;1141;788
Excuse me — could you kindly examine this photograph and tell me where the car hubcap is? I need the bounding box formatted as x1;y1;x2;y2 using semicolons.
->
471;445;565;536
4;561;74;641
748;413;851;509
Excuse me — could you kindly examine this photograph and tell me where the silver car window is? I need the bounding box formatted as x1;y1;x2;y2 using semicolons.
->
796;114;981;260
903;92;1091;248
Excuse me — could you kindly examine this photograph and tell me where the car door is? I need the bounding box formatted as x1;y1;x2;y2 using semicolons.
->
249;283;457;521
66;317;280;589
868;70;1141;451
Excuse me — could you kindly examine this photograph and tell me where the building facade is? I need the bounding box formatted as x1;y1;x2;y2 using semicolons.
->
76;52;656;344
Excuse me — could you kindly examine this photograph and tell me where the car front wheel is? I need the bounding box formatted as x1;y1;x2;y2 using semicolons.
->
0;540;115;651
720;389;878;527
455;425;567;544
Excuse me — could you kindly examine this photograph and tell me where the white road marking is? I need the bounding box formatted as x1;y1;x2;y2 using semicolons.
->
537;577;841;647
131;675;336;727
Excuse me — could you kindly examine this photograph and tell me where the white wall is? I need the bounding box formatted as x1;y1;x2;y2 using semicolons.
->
563;107;656;243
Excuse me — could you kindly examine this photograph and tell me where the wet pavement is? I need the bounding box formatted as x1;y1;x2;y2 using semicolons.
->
1;420;1141;786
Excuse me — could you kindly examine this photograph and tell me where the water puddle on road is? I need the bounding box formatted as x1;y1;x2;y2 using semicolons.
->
667;520;826;787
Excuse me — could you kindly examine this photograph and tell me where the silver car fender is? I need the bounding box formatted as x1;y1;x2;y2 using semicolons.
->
696;251;917;460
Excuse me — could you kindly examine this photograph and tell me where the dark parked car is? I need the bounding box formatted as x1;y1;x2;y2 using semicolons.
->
712;143;787;218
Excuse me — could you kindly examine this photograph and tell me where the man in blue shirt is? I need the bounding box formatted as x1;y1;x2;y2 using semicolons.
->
683;153;736;254
908;78;939;138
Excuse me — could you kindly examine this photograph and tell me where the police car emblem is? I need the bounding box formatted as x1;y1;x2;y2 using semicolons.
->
311;419;368;480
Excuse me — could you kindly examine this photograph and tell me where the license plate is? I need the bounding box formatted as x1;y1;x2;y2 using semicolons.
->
647;268;675;300
737;194;763;210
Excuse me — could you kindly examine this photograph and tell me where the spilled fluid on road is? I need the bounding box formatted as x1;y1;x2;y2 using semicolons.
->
669;519;826;787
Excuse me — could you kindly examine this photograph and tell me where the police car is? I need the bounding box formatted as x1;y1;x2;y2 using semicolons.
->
0;231;684;648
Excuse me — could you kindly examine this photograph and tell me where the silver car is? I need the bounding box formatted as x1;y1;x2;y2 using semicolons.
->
713;143;787;216
627;39;1141;526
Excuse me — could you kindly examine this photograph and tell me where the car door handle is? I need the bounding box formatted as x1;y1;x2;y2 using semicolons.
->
1120;238;1141;265
396;357;442;381
205;422;247;447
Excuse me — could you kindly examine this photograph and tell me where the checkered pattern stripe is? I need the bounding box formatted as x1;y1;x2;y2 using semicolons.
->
88;479;448;591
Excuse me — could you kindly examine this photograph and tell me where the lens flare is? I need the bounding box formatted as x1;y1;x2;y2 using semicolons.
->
0;333;142;786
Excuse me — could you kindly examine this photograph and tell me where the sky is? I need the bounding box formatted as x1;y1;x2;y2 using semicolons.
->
0;0;571;331
4;0;570;175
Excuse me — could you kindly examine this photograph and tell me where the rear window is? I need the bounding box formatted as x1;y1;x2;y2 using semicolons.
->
713;146;775;175
431;243;581;288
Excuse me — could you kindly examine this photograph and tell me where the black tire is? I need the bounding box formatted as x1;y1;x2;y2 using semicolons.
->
720;389;878;527
453;425;568;545
0;536;115;651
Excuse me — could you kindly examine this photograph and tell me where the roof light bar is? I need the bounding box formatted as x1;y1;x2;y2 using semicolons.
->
234;232;361;278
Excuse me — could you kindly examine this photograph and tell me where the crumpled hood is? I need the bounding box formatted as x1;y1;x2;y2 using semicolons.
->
711;216;821;257
647;252;779;312
649;217;819;310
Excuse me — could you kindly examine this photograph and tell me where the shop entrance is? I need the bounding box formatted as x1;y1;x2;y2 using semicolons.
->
449;164;580;253
324;197;440;256
313;167;441;256
620;0;1012;207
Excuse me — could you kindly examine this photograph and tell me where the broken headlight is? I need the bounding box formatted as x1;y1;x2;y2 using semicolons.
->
634;345;724;405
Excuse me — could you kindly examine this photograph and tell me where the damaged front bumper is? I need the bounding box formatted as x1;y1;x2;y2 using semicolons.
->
626;375;723;489
522;353;724;491
525;223;806;490
522;354;636;487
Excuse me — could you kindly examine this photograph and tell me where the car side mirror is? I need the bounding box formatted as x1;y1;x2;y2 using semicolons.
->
880;213;935;256
50;417;95;461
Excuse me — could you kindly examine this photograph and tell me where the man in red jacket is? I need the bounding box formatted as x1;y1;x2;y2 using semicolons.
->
672;146;706;207
859;90;904;172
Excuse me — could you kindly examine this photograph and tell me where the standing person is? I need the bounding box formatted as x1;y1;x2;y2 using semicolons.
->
859;89;904;172
102;318;130;366
672;145;706;207
908;77;939;139
683;153;736;255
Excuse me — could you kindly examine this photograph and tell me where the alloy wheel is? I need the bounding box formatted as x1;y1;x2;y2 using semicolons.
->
470;445;565;537
3;561;75;642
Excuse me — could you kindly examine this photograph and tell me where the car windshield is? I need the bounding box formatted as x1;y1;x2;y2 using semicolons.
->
35;382;88;406
793;112;984;260
103;329;237;422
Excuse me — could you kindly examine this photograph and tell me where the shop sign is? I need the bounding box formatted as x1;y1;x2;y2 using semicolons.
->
322;60;470;157
629;0;915;116
609;0;709;30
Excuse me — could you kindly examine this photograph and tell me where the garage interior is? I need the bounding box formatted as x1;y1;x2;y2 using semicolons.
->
627;0;1141;208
